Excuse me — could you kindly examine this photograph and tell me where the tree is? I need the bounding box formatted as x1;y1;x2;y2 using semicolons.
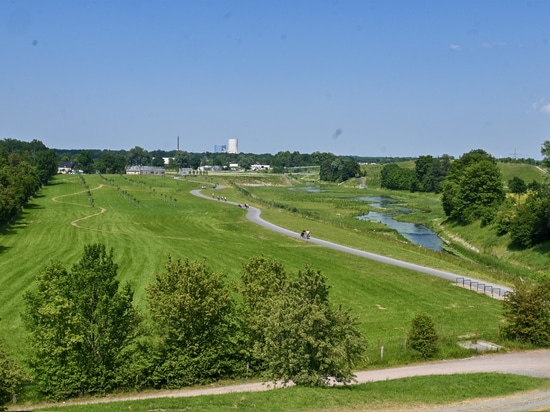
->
411;155;450;193
23;244;142;399
127;146;152;166
146;257;240;388
502;278;550;347
407;312;439;359
239;256;288;369
319;157;360;183
380;163;415;190
151;156;165;167
171;151;191;169
542;140;550;167
441;149;504;225
508;176;527;202
76;150;94;174
508;186;550;248
239;257;367;386
0;339;26;408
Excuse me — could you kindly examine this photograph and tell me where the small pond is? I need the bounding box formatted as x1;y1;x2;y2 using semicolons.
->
355;197;444;252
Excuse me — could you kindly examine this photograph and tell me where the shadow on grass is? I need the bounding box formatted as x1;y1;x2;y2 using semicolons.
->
0;207;39;237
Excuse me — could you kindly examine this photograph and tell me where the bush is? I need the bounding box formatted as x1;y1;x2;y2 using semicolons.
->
408;312;439;359
502;279;550;347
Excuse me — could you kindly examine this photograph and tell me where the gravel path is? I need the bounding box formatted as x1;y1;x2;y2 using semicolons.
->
13;350;550;411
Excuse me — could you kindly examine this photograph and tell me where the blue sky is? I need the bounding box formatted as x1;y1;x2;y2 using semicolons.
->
1;0;549;159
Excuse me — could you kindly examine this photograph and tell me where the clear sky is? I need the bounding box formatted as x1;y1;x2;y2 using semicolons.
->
1;0;549;159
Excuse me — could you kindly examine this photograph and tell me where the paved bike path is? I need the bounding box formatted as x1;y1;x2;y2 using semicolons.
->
190;189;513;298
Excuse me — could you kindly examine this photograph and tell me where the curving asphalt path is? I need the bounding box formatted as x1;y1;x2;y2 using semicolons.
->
188;187;547;411
190;188;513;298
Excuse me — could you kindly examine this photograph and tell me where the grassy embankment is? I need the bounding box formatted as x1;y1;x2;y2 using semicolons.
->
0;169;547;409
30;374;550;412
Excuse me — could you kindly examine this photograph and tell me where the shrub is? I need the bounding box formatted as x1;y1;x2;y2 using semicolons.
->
408;312;439;359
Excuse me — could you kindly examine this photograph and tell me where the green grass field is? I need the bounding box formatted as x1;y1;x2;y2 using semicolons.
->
0;173;507;360
0;170;546;408
31;374;550;411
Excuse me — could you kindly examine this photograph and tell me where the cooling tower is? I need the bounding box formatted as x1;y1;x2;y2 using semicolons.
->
227;138;238;154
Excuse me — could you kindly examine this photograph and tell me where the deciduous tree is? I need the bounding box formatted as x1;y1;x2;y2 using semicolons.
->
240;258;367;386
146;257;240;388
441;149;504;224
0;339;26;408
23;244;141;399
503;278;550;347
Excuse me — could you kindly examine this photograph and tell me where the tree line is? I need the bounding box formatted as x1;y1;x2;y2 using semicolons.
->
5;244;367;401
3;242;548;406
58;146;399;175
0;139;58;227
379;144;550;249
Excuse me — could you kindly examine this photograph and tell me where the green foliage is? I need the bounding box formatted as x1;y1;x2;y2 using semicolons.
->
146;257;241;388
502;279;550;346
380;163;415;190
0;138;59;226
319;158;360;182
240;258;367;386
441;149;505;224
93;152;127;174
508;186;550;248
407;312;439;359
23;244;142;400
0;339;26;408
542;140;550;167
411;155;451;193
239;256;288;363
508;176;527;196
127;146;152;166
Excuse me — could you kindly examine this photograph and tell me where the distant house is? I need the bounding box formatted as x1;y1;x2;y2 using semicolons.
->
125;165;165;175
250;164;270;171
58;161;76;174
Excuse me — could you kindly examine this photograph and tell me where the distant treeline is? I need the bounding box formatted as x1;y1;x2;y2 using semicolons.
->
0;139;58;226
55;146;422;173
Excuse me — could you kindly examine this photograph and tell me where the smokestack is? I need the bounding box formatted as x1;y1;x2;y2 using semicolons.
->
177;135;180;151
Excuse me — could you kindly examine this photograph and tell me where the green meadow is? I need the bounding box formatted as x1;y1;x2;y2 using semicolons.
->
1;173;509;363
2;169;547;408
32;374;550;412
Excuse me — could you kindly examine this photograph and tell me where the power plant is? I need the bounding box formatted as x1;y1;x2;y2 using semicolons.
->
212;138;239;154
227;138;238;154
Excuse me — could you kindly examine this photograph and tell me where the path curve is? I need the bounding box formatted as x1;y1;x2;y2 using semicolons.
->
11;350;550;411
52;184;107;229
190;189;513;298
